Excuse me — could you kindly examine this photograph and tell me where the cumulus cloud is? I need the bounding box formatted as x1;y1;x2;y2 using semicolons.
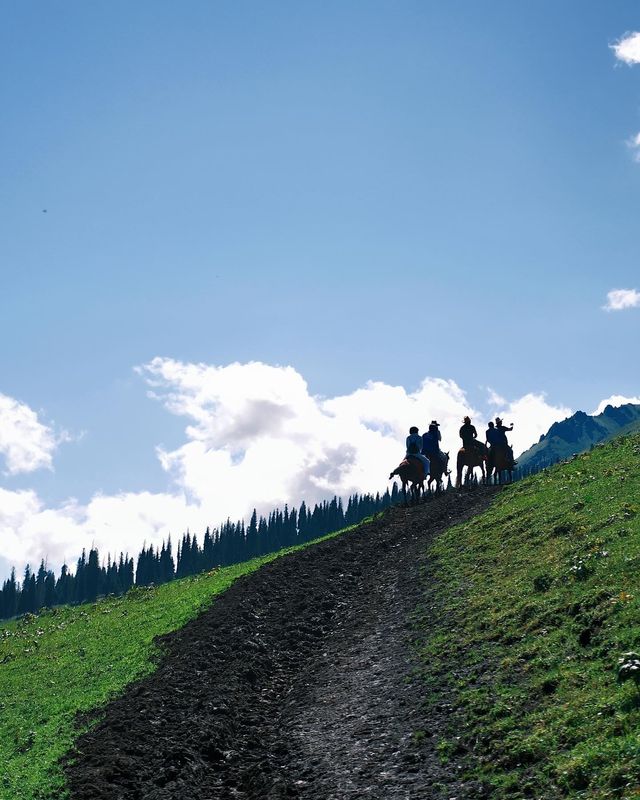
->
603;288;640;311
0;486;200;578
486;387;506;407
142;358;480;516
0;393;65;475
0;361;579;581
612;32;640;65
592;394;640;415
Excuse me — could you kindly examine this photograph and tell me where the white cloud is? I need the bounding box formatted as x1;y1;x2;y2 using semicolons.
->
612;32;640;65
603;288;640;311
0;486;199;578
142;359;479;514
486;387;506;407
0;361;577;581
0;393;64;475
591;395;640;415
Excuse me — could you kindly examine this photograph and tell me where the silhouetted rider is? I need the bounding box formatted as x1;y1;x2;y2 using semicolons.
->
406;426;431;477
494;417;516;465
485;421;500;447
459;416;479;452
422;420;444;468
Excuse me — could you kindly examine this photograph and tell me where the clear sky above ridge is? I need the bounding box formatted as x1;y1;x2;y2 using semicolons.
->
1;1;639;578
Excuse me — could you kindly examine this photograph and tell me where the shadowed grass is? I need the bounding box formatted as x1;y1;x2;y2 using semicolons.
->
418;433;640;798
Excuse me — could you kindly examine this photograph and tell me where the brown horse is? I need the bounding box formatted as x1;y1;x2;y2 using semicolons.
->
389;457;426;503
456;443;488;488
487;446;514;484
427;452;450;492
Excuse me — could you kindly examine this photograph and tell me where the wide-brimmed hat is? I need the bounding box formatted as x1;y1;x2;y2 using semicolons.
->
429;420;440;427
495;417;503;424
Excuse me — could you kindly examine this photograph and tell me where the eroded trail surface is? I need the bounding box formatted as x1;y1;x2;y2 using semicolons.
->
66;489;495;800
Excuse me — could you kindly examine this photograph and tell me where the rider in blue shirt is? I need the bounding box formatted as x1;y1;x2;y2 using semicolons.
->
406;426;431;478
485;421;501;446
422;421;444;468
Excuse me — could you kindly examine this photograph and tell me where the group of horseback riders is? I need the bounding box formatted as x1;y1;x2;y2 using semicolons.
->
405;415;516;479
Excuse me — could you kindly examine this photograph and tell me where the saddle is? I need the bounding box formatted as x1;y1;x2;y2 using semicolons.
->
424;452;442;470
405;455;426;478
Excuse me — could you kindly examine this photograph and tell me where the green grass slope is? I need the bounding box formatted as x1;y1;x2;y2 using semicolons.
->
419;432;640;798
0;525;357;800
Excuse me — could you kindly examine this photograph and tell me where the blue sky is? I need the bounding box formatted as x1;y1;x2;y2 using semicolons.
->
1;2;639;576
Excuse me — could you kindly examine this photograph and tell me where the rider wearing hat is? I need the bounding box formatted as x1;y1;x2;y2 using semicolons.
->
459;416;479;452
494;417;516;464
421;420;444;469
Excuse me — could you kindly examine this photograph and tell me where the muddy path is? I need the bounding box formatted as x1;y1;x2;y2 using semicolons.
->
65;488;496;800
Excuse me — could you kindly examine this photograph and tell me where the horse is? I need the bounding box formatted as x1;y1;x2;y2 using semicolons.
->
487;445;514;485
389;457;426;504
456;443;488;488
427;451;450;493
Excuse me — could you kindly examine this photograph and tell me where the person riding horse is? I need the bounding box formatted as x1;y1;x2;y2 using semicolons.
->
422;420;445;470
459;416;483;455
495;417;516;465
406;426;431;479
486;418;516;467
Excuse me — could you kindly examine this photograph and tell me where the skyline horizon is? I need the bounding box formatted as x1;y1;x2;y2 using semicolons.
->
1;354;638;583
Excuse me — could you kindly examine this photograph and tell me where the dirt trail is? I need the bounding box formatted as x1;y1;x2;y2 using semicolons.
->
65;488;495;800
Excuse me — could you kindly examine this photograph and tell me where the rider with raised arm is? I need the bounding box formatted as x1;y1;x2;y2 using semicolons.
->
494;417;516;465
406;426;431;478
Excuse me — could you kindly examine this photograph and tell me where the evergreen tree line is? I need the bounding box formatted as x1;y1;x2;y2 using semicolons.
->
0;486;402;620
0;454;568;621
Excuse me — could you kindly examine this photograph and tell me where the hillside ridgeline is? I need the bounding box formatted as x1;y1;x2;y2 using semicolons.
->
2;432;639;800
517;402;640;471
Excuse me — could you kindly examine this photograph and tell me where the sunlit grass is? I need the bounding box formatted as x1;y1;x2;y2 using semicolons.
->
418;433;640;798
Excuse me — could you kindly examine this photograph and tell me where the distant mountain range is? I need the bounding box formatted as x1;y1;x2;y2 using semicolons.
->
517;403;640;471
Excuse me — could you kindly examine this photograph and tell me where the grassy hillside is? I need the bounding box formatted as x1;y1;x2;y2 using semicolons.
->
419;432;640;798
0;525;357;800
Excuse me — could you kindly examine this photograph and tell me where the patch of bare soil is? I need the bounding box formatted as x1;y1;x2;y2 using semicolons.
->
64;488;496;800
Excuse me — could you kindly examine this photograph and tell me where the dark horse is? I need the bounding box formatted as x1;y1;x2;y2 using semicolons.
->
487;445;515;484
456;443;488;488
427;452;450;492
389;457;426;503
